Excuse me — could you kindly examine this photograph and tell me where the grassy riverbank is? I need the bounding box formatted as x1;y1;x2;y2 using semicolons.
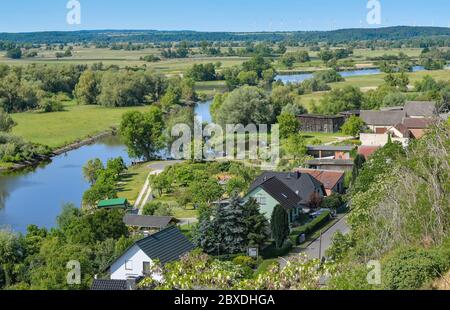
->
11;101;149;148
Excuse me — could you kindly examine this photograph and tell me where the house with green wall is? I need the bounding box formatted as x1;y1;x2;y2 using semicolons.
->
244;171;326;224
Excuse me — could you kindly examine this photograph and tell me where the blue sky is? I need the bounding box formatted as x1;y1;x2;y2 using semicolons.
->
1;0;449;33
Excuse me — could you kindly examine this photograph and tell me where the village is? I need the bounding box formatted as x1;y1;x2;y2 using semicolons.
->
89;100;445;290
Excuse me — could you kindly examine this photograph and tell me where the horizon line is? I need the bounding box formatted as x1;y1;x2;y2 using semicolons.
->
1;25;450;35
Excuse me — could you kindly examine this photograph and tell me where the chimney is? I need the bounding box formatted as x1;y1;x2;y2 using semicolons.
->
296;171;301;179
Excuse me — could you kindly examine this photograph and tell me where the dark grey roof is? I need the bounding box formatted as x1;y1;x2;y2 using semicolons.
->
297;114;344;119
91;279;128;291
136;226;195;265
307;145;354;152
249;171;325;205
259;177;302;210
123;214;174;229
307;159;354;166
360;110;405;126
404;101;437;117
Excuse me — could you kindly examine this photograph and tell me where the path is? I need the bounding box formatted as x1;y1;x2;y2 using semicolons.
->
324;136;355;146
133;160;183;214
279;213;350;267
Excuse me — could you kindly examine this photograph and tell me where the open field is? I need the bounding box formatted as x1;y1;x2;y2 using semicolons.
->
11;101;149;148
0;47;249;75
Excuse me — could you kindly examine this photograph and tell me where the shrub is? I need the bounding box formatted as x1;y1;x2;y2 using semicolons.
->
321;193;344;210
261;240;293;259
232;256;257;269
142;201;163;216
382;247;445;290
289;211;331;245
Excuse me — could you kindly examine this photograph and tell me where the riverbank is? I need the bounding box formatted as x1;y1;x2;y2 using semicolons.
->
0;130;115;173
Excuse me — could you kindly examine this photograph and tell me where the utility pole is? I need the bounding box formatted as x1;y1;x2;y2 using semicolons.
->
318;230;323;261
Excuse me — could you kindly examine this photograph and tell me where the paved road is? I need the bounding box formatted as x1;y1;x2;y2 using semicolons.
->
280;214;350;267
299;215;350;260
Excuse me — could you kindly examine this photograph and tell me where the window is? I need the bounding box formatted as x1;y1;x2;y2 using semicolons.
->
256;195;266;206
143;262;151;274
125;260;133;270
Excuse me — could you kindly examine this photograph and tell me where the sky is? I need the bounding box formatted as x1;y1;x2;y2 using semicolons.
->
0;0;449;33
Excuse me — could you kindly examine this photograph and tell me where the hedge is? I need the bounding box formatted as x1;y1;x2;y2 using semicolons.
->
261;240;293;259
289;211;332;245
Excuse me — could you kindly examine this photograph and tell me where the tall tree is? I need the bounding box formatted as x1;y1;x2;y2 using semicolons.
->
242;198;270;248
120;107;166;161
82;158;104;185
271;205;290;249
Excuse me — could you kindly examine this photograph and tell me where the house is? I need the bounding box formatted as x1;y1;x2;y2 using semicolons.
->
306;159;354;172
401;118;435;139
360;110;405;133
97;198;130;210
297;114;346;133
306;145;354;160
245;171;326;223
296;168;345;196
357;145;380;160
123;214;177;234
359;132;409;147
109;226;195;281
360;101;438;133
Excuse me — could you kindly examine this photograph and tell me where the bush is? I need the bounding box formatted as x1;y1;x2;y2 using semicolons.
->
289;211;331;245
321;193;344;210
261;240;293;259
232;256;257;269
142;201;163;216
382;247;446;290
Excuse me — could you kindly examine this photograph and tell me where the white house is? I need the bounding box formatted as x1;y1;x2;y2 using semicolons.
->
109;226;195;281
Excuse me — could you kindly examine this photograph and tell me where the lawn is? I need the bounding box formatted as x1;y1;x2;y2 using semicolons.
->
116;163;152;205
11;101;150;148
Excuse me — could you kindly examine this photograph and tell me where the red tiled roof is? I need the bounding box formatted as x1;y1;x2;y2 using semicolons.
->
296;168;344;191
402;118;435;129
358;146;380;159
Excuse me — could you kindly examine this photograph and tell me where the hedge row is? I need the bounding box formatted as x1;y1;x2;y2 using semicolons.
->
289;211;332;245
261;240;293;259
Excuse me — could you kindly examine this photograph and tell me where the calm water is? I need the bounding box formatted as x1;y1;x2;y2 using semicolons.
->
0;136;131;232
0;102;212;232
276;65;427;84
195;99;213;124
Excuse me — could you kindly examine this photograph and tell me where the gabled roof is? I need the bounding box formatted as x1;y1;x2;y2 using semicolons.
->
248;171;325;205
307;145;354;152
297;114;344;119
404;101;437;117
135;226;195;265
358;146;380;159
307;159;354;166
296;169;345;191
402;117;435;129
360;110;405;126
98;198;129;208
123;214;175;229
258;177;302;210
91;279;128;291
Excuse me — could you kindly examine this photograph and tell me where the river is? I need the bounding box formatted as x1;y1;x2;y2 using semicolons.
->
0;135;131;233
275;66;428;84
0;101;213;233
